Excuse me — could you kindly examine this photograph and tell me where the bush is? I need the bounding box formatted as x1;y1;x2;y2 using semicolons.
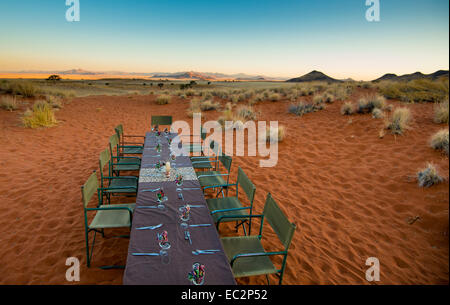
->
417;163;444;187
341;102;354;115
263;125;286;143
367;94;386;111
289;102;318;116
434;99;449;124
200;100;219;111
385;107;412;134
357;98;370;113
379;79;449;103
0;96;19;111
236;105;258;120
372;108;384;119
269;93;281;102
155;95;171;105
430;129;449;156
8;81;38;97
22;101;57;128
46;95;63;109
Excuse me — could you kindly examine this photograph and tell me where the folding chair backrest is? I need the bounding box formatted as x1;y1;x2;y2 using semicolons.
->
263;193;296;249
237;167;256;204
218;154;232;173
201;127;207;141
151;115;172;126
99;148;111;171
109;134;119;157
209;140;221;156
82;172;98;208
115;124;124;139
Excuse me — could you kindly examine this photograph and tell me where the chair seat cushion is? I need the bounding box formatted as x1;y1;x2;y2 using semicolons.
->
207;197;250;223
123;147;143;154
105;178;137;193
221;236;278;278
113;158;141;172
89;204;135;229
197;171;227;188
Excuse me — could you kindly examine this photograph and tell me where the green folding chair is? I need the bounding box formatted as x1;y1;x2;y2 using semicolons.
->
191;140;221;171
151;115;172;129
188;127;207;156
114;124;144;155
197;153;232;197
99;148;138;204
82;171;135;269
109;134;141;176
207;167;256;235
220;193;296;285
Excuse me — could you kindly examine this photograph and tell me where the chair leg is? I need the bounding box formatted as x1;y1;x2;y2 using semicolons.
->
266;274;270;285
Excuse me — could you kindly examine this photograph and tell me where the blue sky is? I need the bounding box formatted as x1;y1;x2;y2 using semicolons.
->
0;0;448;80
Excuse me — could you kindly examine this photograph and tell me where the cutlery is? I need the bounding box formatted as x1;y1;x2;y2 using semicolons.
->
186;205;205;208
132;253;160;256
140;188;160;192
191;250;220;255
189;224;211;227
136;206;158;209
187;231;192;245
136;224;163;230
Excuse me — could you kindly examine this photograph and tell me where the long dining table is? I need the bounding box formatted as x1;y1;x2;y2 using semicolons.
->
122;131;236;285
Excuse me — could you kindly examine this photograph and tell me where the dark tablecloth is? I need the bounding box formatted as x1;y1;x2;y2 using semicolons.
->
123;132;236;285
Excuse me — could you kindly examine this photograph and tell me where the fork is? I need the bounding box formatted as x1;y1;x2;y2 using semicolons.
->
192;249;220;255
136;224;163;230
140;188;161;192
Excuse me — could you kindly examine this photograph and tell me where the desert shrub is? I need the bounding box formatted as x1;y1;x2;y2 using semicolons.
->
45;95;63;109
289;102;316;116
379;79;449;103
155;95;171;105
22;101;57;128
8;81;38;97
187;98;202;118
341;102;354;115
263;125;286;143
366;94;386;111
236;105;258;120
385;107;412;134
200;99;219;111
0;96;19;111
186;89;195;97
417;163;444;187
269;93;281;102
434;99;449;124
430;129;449;156
372;108;384;119
357;98;370;113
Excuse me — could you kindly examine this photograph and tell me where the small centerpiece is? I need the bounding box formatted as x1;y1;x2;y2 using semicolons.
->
156;143;161;153
188;263;205;285
156;189;167;203
157;231;171;250
175;173;183;186
180;204;190;221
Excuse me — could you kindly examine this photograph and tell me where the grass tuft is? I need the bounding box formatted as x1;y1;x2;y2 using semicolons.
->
417;163;444;188
22;101;57;128
430;129;449;156
385;107;412;134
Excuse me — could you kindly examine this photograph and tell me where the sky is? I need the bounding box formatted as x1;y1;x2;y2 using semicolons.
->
0;0;448;80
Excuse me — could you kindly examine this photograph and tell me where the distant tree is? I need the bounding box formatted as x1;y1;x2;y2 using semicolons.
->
180;84;186;90
143;83;146;86
207;81;211;85
47;74;61;81
190;80;197;86
105;83;110;86
158;83;164;89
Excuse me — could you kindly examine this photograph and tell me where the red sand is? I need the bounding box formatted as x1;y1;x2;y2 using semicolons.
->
0;92;448;284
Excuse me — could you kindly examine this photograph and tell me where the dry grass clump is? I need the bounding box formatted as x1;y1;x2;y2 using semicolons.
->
385;107;412;134
378;78;449;103
7;81;38;97
340;102;354;115
22;101;57;128
46;95;63;109
155;95;171;105
433;99;449;124
200;99;219;111
263;125;286;143
430;129;449;156
236;105;258;120
372;108;384;119
269;93;281;102
187;98;202;118
288;102;322;116
0;96;19;111
357;98;370;113
367;94;386;111
417;163;444;188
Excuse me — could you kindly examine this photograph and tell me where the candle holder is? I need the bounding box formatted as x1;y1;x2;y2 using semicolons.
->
157;231;171;250
175;174;183;186
156;189;168;203
179;205;191;222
